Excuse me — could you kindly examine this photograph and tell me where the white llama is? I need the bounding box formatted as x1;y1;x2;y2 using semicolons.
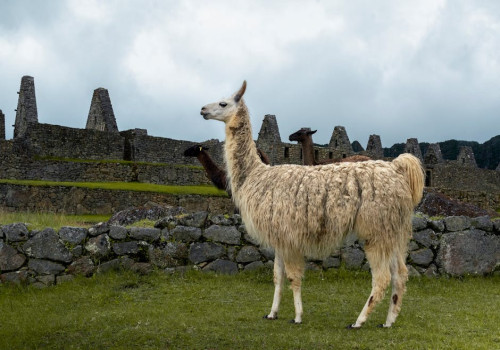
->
200;81;424;328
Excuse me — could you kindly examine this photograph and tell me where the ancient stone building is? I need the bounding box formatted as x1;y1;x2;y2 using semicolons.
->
86;88;118;132
404;138;423;161
14;76;38;138
256;114;282;165
457;146;477;167
366;134;383;159
424;143;444;165
329;126;353;157
0;109;5;140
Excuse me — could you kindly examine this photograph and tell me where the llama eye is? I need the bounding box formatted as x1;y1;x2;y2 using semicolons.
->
219;102;227;107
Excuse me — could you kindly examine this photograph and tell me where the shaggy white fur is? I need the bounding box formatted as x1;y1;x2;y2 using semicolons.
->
201;81;424;328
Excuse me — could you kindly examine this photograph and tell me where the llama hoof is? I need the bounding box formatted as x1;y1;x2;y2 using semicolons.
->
377;324;390;328
263;315;277;320
346;324;361;330
289;319;302;324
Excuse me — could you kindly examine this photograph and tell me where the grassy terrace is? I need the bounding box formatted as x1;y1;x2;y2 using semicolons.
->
0;269;499;349
0;179;228;197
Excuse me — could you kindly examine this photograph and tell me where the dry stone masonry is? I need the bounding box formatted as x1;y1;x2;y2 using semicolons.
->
1;211;499;287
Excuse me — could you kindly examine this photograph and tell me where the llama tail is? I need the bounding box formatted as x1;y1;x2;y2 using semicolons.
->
392;153;425;206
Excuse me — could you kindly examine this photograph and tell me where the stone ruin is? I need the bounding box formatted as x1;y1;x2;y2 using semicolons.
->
0;109;5;140
0;75;499;212
86;88;119;133
14;76;38;138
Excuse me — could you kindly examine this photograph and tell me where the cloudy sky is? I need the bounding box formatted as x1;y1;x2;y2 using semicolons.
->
1;1;499;147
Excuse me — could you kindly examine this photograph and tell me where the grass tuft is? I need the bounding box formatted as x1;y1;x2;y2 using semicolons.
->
0;210;109;230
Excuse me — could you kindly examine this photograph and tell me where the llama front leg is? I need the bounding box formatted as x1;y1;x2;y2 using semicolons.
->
264;254;285;320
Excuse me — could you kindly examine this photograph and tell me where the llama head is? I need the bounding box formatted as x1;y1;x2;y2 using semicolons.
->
201;81;247;123
184;144;209;157
288;128;317;142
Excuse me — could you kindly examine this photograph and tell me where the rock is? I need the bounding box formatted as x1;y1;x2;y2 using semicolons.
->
409;248;434;266
444;216;470;232
130;262;153;275
209;214;233;226
203;225;241;245
423;264;438;278
437;229;500;276
494;220;500;233
0;270;28;285
407;264;421;277
88;222;110;237
148;242;188;268
236;246;261;263
113;241;142;255
412;229;439;248
85;234;111;258
471;216;493;232
168;226;202;243
408;241;419;251
412;216;428;231
341;247;365;269
59;227;88;245
56;275;75;284
243;233;259;246
129;227;161;242
188;242;225;264
96;259;122;274
2;223;29;242
67;256;95;276
203;259;238;275
178;211;208;228
428;219;445;232
322;256;341;269
37;274;56;286
0;242;26;271
28;259;65;275
259;247;275;261
109;226;128;240
23;228;73;263
244;261;264;271
108;204;185;226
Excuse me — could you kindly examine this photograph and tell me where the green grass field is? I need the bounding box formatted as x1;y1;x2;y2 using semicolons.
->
0;269;498;349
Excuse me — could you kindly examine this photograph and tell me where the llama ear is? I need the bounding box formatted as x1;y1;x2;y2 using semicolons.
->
234;81;247;103
308;130;317;135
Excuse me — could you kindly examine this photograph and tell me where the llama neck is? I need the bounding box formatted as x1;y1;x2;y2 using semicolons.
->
224;103;262;191
197;152;227;190
301;136;317;166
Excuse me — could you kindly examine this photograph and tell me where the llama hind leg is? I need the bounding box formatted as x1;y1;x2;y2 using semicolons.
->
264;254;285;320
348;250;391;329
382;253;408;328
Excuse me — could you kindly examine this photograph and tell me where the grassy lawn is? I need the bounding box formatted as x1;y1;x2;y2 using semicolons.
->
0;269;498;349
0;210;110;230
0;179;228;197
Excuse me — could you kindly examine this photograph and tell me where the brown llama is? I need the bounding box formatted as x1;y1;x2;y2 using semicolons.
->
200;81;424;328
184;144;270;193
289;128;371;166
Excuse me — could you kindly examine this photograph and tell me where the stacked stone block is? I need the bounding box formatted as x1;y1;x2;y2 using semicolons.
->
329;126;353;157
457;146;477;167
404;138;423;161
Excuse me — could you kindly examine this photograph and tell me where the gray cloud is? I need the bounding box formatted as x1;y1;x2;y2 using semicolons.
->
0;0;498;148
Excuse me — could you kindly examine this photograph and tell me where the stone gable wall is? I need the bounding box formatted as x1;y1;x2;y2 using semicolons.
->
1;213;498;287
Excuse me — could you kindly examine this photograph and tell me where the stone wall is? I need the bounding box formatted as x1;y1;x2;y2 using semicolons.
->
24;123;124;160
1;213;498;287
0;184;233;215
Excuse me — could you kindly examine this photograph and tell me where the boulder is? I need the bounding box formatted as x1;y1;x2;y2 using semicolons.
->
412;216;428;231
85;234;111;258
203;259;238;275
471;216;493;232
178;211;208;228
341;247;365;269
236;246;261;263
67;256;95;276
23;228;73;263
412;229;439;248
149;242;188;268
0;241;26;271
59;227;88;245
203;225;241;245
188;242;225;264
409;248;434;267
444;216;470;232
28;259;65;275
2;223;29;242
168;226;202;243
109;226;128;240
129;227;161;242
437;229;500;276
